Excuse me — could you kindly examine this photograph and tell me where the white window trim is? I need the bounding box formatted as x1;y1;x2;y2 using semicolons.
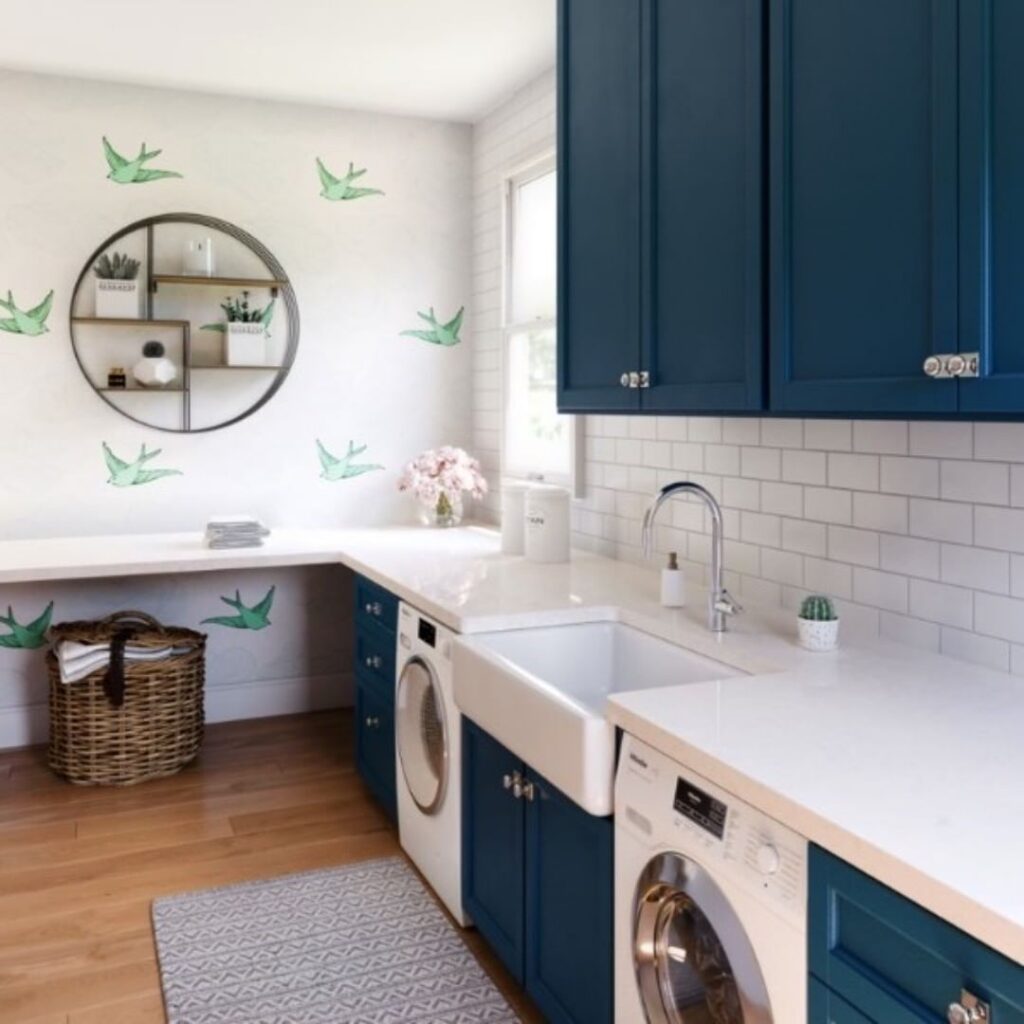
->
500;150;585;497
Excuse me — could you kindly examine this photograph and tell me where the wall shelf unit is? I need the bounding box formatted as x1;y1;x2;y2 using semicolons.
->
69;213;299;433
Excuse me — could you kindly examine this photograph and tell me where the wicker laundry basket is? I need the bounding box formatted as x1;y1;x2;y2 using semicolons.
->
46;611;206;786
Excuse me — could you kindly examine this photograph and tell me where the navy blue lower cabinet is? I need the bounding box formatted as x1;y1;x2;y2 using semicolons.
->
461;719;527;983
810;846;1024;1022
809;977;874;1023
525;772;614;1024
462;719;614;1023
354;679;396;821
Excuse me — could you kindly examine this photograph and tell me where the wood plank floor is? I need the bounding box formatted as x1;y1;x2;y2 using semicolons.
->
0;711;544;1024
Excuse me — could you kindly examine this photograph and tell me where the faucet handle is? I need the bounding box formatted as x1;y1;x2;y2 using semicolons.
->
714;589;743;617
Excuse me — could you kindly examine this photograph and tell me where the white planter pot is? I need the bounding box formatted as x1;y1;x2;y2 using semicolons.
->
797;617;840;652
95;279;141;319
132;355;178;388
225;322;267;366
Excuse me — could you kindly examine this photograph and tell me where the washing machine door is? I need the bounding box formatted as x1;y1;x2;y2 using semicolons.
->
396;656;448;815
633;852;772;1024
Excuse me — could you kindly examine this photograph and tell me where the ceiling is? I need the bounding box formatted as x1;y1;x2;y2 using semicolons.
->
0;0;555;122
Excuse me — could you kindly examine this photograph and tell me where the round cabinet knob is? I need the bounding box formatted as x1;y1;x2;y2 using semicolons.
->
949;1006;972;1024
755;843;780;876
946;354;968;377
620;372;631;388
923;355;943;378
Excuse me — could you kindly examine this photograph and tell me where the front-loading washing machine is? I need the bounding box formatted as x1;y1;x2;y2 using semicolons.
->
395;602;468;926
615;734;807;1022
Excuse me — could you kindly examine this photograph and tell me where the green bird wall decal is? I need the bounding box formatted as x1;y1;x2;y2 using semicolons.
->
316;158;384;201
0;601;54;649
202;586;275;630
103;442;183;487
400;306;465;347
0;290;54;336
317;440;384;481
102;136;183;184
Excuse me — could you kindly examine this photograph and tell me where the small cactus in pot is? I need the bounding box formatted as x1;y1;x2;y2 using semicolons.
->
93;250;143;318
797;593;839;651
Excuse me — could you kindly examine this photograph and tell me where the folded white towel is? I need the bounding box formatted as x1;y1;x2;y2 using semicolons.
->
57;640;193;684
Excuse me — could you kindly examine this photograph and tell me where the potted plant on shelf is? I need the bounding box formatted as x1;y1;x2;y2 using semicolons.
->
201;291;275;366
399;446;488;527
93;252;142;319
797;594;840;652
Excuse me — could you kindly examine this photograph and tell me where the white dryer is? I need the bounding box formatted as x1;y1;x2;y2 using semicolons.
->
615;734;807;1023
395;602;468;926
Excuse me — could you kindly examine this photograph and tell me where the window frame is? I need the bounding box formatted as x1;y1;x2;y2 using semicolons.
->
500;151;583;494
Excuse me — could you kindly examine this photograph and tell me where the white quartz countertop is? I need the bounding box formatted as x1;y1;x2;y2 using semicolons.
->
3;523;1022;962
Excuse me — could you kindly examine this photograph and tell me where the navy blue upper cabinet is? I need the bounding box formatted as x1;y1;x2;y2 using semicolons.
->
959;0;1024;414
558;0;764;414
770;0;960;415
558;0;642;412
643;0;764;412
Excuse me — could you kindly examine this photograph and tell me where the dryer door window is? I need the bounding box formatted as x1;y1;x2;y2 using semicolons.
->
396;656;448;815
633;853;772;1024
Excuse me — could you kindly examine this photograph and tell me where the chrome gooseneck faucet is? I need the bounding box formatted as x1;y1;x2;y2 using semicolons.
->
641;481;742;633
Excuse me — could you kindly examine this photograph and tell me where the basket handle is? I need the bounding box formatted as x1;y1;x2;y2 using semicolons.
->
98;610;168;633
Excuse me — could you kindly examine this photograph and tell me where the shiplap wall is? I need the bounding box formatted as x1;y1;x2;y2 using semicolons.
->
473;71;1024;678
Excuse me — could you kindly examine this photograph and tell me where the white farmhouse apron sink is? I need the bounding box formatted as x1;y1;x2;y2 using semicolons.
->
452;620;741;816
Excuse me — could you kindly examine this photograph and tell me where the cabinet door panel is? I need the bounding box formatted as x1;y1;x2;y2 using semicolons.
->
809;978;876;1023
557;0;642;412
355;680;396;821
525;772;613;1024
644;0;764;412
960;0;1024;413
770;0;959;414
461;719;526;982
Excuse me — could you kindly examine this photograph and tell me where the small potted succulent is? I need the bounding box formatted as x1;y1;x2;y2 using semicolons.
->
797;594;839;652
132;340;177;389
201;291;275;366
398;446;488;527
93;251;142;319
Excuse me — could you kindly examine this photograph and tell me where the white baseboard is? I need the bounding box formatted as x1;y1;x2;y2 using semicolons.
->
0;672;354;751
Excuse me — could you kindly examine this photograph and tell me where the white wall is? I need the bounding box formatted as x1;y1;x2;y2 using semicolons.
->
476;71;1024;680
0;70;473;747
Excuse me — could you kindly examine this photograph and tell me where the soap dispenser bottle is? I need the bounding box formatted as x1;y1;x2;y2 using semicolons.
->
661;551;685;608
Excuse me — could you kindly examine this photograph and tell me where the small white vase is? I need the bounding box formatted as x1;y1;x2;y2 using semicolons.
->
225;322;267;366
95;279;141;319
132;355;177;388
798;617;840;652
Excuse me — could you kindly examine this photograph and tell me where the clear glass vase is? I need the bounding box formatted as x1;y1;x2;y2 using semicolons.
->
418;491;464;528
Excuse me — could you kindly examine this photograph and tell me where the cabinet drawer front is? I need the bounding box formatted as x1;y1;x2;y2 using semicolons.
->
809;978;875;1023
355;681;396;819
354;625;395;702
810;846;1024;1022
354;575;398;635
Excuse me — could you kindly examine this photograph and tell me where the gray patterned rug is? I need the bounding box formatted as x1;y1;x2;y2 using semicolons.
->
152;856;520;1024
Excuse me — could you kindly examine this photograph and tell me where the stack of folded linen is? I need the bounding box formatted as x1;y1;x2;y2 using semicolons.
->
205;516;271;549
57;640;194;684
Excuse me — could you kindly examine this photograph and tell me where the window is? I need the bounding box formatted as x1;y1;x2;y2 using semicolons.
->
502;156;575;485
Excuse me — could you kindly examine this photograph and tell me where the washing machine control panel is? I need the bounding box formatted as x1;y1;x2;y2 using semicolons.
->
617;736;807;924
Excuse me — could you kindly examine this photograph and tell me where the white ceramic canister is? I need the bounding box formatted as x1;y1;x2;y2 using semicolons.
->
501;481;530;555
524;484;571;564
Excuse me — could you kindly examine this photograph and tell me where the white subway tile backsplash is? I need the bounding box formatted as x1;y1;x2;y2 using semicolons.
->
805;487;853;525
940;543;1010;594
909;579;974;629
853;420;908;455
828;453;880;491
478;76;1024;681
827;525;880;568
909;421;973;459
804;419;853;451
853;492;908;534
782;449;827;485
939;460;1009;505
880;456;940;498
909;498;973;544
880;534;941;580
